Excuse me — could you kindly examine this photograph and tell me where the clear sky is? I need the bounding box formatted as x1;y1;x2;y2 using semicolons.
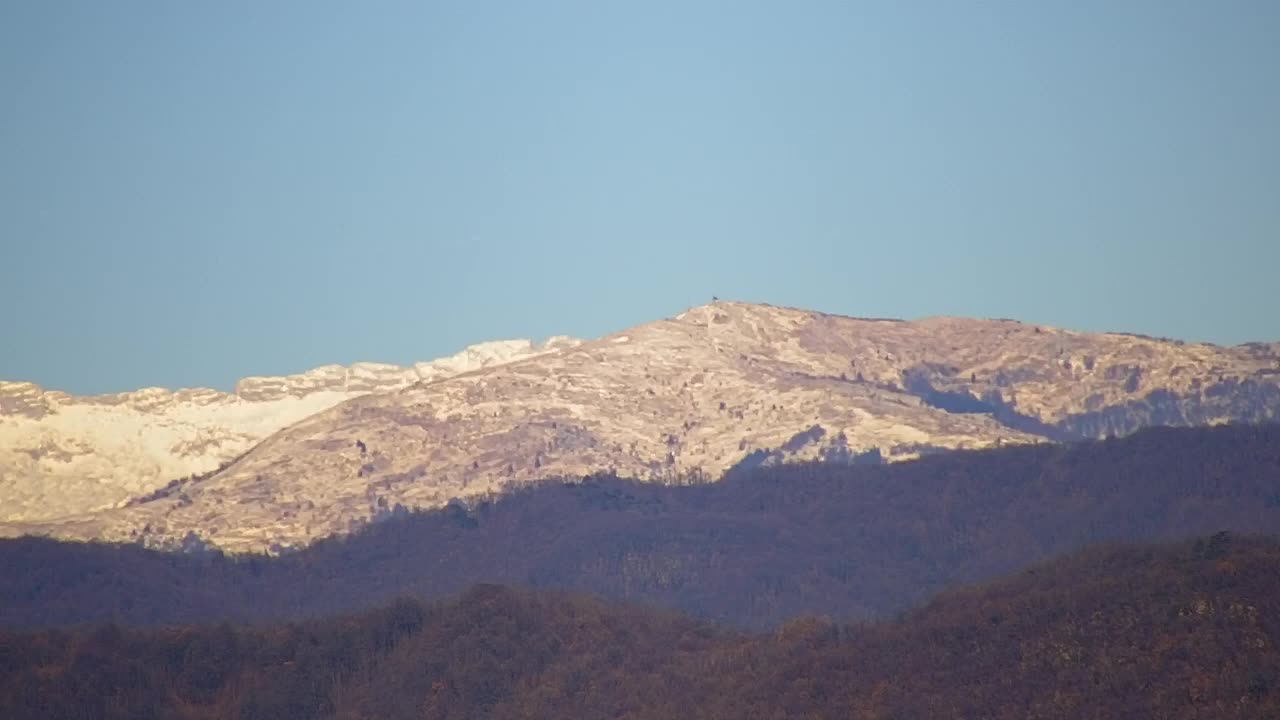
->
3;1;1278;395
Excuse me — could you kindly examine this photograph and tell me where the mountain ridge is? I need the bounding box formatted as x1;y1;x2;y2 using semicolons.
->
3;301;1278;551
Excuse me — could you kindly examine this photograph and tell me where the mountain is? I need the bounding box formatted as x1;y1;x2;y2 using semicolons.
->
3;534;1278;719
0;338;579;523
3;424;1278;631
3;301;1278;551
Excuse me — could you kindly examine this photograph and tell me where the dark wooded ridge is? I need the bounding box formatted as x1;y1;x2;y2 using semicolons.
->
2;535;1277;719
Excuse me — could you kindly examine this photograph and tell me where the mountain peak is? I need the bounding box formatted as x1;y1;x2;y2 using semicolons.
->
2;305;1273;553
3;304;1278;552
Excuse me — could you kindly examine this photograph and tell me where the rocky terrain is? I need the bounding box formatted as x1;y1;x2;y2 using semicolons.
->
0;338;579;522
3;301;1278;552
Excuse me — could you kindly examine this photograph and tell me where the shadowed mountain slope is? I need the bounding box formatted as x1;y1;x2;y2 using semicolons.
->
2;423;1278;631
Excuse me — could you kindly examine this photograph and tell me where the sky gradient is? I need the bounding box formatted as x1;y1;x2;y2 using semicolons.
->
3;1;1278;395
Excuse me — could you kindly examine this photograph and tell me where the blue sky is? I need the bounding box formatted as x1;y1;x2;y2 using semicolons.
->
3;1;1278;394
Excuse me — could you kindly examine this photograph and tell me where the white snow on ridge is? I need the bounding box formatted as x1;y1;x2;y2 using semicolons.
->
0;337;579;523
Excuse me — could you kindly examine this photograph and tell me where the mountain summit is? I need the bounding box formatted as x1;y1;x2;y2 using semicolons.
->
3;301;1278;552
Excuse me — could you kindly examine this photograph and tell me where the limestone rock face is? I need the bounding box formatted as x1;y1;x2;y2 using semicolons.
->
3;302;1277;553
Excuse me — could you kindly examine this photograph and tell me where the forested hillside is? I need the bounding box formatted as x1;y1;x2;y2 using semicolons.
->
2;535;1277;719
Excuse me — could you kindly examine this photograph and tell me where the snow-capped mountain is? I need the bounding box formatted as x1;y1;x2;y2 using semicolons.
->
0;338;580;523
3;301;1278;553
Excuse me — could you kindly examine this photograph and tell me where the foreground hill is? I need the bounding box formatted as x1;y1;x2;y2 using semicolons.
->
8;301;1278;553
0;338;578;523
2;535;1277;719
3;423;1278;630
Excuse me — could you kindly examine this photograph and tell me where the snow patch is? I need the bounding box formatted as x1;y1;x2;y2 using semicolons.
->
0;335;580;523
